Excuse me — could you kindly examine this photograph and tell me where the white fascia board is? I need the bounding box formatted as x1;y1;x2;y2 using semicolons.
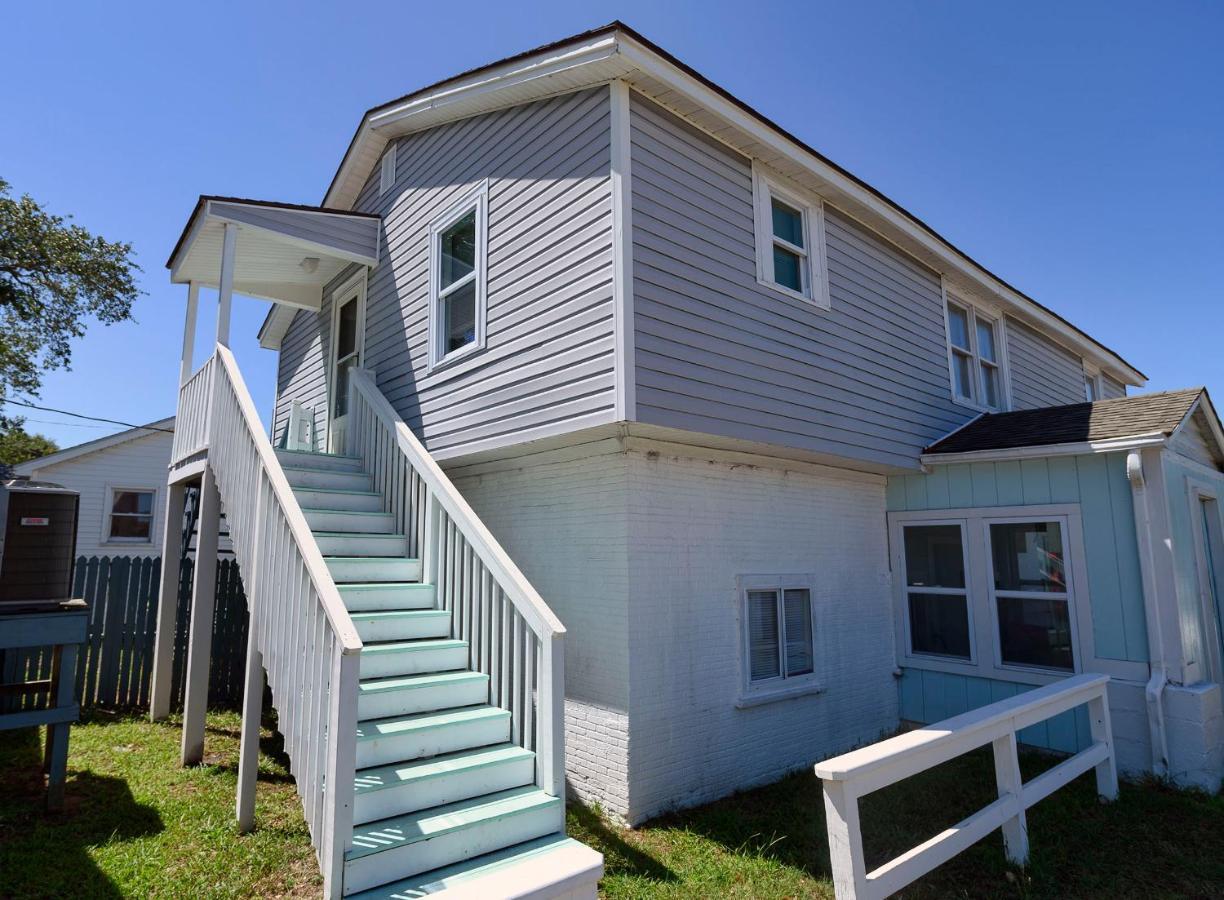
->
920;432;1169;466
258;304;299;351
612;35;1144;387
1171;393;1224;466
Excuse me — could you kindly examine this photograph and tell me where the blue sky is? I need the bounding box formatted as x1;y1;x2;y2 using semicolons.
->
3;1;1221;448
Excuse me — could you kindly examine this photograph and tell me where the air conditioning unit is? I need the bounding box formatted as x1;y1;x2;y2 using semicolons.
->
0;476;80;611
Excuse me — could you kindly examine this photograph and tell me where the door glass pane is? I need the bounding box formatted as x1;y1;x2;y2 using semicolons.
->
334;356;357;417
440;210;476;289
771;198;804;247
948;305;971;350
444;281;477;353
747;590;780;681
976;319;997;363
904;525;965;589
783;589;813;676
991;521;1065;592
980;363;1000;408
952;351;973;400
336;297;358;358
996;596;1073;670
773;245;803;292
908;593;971;659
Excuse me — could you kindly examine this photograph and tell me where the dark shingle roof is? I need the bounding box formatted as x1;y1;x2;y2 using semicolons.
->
925;388;1205;455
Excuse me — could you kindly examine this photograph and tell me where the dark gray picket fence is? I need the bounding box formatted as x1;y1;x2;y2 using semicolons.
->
0;555;248;713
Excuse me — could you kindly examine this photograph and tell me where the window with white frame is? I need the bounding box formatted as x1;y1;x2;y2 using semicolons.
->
106;488;155;543
752;166;830;308
893;509;1080;679
379;144;397;195
741;576;818;696
429;183;488;368
1084;370;1102;402
946;295;1006;411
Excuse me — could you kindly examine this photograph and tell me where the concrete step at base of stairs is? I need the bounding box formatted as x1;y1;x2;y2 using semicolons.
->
327;557;421;584
343;787;565;895
356;706;511;769
352;743;535;825
274;448;364;472
345;835;602;900
358;671;489;720
340;582;435;611
359;639;468;678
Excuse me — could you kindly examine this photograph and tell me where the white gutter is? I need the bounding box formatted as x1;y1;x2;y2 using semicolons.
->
920;432;1168;467
1127;449;1170;777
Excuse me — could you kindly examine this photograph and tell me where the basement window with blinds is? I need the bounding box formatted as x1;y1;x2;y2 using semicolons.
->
738;575;823;706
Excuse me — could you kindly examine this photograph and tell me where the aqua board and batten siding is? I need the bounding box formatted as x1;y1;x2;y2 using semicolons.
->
889;452;1149;750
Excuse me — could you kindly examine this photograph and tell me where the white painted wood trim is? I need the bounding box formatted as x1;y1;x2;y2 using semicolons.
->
610;80;636;422
379;142;397;195
426;181;489;372
815;674;1116;900
149;482;187;721
215;223;237;347
921;433;1169;466
180;282;199;386
324;268;368;454
751;161;831;309
180;464;221;766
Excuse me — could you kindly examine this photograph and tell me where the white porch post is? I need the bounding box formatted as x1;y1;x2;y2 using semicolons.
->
236;485;265;832
150;283;202;721
216;223;237;347
180;464;221;765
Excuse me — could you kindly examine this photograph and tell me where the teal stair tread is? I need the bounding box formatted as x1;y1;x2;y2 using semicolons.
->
313;531;407;538
299;507;393;516
353;743;534;795
360;639;466;655
356;705;510;740
345;834;585;900
276;449;361;460
351;610;449;622
346;786;561;860
359;670;487;693
340;583;434;591
281;463;370;474
325;556;420;563
291;486;381;496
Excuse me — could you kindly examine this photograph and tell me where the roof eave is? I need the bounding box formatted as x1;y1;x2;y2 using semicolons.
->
921;432;1170;467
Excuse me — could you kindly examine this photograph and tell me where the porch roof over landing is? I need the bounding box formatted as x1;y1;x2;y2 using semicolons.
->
166;196;380;315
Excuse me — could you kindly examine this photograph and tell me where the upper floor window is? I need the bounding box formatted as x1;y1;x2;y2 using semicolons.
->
429;183;488;369
1084;370;1102;402
379;143;397;195
752;164;830;308
945;294;1007;411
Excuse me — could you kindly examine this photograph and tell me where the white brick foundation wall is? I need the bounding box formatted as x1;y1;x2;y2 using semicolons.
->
565;699;631;816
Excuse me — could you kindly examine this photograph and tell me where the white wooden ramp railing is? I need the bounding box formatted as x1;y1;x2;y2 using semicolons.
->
206;345;363;898
346;368;568;799
815;674;1118;900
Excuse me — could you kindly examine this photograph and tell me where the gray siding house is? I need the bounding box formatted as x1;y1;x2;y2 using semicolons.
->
163;24;1222;894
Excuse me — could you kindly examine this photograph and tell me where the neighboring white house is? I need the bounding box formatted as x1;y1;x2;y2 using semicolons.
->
15;417;175;558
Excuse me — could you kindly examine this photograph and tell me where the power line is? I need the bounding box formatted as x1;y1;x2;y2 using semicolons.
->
18;417;117;430
2;400;174;434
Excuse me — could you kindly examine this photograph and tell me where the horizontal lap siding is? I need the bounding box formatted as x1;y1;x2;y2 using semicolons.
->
629;94;968;470
273;307;328;449
887;452;1148;662
1101;375;1127;400
356;87;616;456
1006;317;1086;409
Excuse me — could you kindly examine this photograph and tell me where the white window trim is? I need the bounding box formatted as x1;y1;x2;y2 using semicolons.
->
427;181;489;372
942;282;1011;413
736;573;824;708
897;519;978;665
888;504;1144;685
1083;363;1103;402
1187;479;1224;683
379;143;397;196
102;485;158;545
324;269;368;453
752;162;831;309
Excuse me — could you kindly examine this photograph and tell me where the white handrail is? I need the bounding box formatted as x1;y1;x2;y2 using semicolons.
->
346;368;567;798
171;357;215;463
815;673;1118;900
205;344;361;898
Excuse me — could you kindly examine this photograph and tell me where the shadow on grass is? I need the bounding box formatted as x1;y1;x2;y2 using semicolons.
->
567;801;677;884
0;726;163;899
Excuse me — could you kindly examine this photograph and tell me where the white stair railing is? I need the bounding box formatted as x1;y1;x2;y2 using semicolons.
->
172;355;214;461
346;368;567;799
205;345;363;898
815;673;1118;900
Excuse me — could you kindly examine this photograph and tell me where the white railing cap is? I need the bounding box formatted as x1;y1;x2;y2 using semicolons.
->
815;673;1109;781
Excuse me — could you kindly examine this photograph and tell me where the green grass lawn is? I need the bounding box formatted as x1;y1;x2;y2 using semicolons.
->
2;712;1223;898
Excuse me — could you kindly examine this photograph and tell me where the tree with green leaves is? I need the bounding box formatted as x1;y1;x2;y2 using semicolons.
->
0;418;58;466
0;176;141;429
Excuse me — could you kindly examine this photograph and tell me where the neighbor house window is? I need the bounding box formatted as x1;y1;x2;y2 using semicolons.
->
989;521;1073;671
945;294;1007;411
107;488;155;543
902;524;972;660
752;165;830;308
429;183;488;368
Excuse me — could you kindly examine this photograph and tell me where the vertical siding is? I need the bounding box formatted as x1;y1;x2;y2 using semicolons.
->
888;452;1148;662
630;94;969;470
1006;317;1086;409
273;87;617;458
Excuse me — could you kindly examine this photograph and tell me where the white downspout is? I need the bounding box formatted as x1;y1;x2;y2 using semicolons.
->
1127;449;1171;777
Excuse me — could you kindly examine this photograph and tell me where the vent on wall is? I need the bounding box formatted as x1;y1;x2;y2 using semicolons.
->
379;144;397;195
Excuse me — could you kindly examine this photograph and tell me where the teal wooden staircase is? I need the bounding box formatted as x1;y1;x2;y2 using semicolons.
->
170;347;600;898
